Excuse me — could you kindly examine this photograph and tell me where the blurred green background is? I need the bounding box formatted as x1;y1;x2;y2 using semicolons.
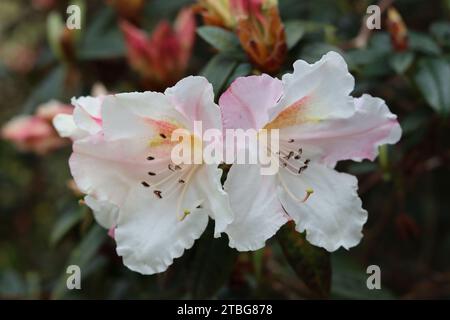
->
0;0;449;299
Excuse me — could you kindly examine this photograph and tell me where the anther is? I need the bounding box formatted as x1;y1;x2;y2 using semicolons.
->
302;188;314;202
142;181;150;187
148;171;156;176
147;156;155;161
285;151;294;160
154;190;162;199
160;133;167;139
179;209;191;221
288;139;295;143
178;179;185;183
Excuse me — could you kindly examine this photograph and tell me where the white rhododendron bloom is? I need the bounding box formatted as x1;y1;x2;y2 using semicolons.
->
54;76;233;274
219;52;402;252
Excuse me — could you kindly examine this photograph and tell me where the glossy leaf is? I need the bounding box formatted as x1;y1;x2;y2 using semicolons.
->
197;26;240;53
277;222;331;298
415;58;450;115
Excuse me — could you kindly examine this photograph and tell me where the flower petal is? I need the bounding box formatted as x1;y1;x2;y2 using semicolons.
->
272;51;355;123
279;94;402;167
184;164;234;237
101;91;187;140
278;163;367;251
224;164;288;251
219;74;283;130
72;96;103;136
84;195;119;229
165;76;222;132
115;186;209;275
70;134;152;207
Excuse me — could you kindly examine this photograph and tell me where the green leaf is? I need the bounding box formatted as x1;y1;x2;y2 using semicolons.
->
409;31;442;55
225;62;252;87
51;225;107;299
50;208;84;246
189;223;238;299
78;7;125;60
414;58;450;115
201;54;239;96
284;20;305;49
197;26;241;52
389;52;415;74
430;21;450;48
277;222;331;298
22;66;66;113
331;255;395;299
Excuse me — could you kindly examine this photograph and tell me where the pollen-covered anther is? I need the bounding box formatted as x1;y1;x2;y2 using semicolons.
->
302;188;314;203
154;190;162;199
179;209;191;221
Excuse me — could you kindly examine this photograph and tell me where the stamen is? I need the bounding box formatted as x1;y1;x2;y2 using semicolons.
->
179;179;185;183
179;209;191;221
154;190;162;198
160;133;167;139
147;156;155;161
302;188;314;203
288;139;295;143
298;165;308;174
285;151;294;160
142;181;150;187
148;171;156;176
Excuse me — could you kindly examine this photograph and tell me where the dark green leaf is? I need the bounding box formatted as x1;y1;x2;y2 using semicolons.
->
189;223;238;299
284;20;305;49
50;208;84;246
430;21;450;48
51;225;107;298
277;222;331;298
409;31;442;55
22;66;66;113
78;7;125;60
415;58;450;115
389;52;415;74
225;62;252;87
201;54;238;96
197;26;241;52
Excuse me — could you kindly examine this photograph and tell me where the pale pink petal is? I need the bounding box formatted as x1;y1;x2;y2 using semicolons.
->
278;94;402;167
272;51;355;123
219;74;283;131
165;76;221;132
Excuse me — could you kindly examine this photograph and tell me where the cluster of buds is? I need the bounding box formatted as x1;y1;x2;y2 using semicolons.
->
121;8;196;90
386;7;409;52
196;0;287;74
2;101;73;155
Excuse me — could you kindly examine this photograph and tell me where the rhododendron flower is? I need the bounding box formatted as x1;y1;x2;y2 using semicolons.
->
232;0;287;74
121;8;196;90
54;76;233;274
219;52;402;251
2;100;72;155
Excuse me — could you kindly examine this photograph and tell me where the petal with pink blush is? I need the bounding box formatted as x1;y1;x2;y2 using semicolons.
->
165;76;222;132
278;94;402;167
274;51;355;123
219;74;283;131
